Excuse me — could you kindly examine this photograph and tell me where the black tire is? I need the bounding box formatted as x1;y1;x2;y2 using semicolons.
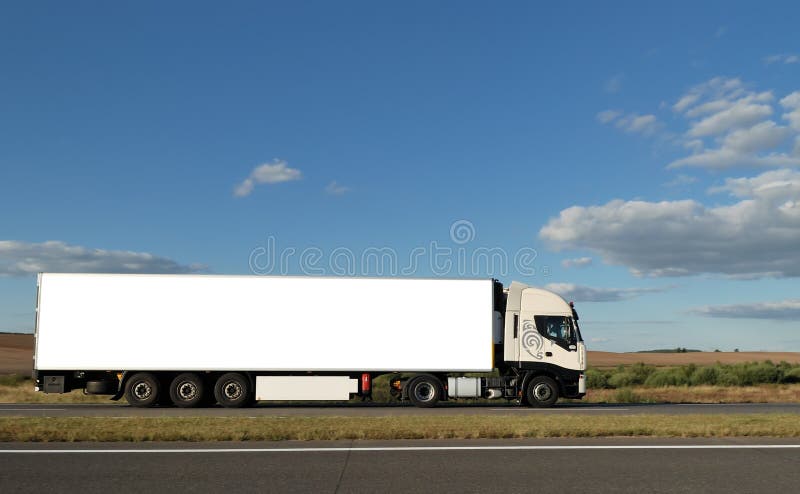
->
85;380;116;395
407;375;442;408
169;373;206;408
124;372;160;407
526;375;559;408
214;373;252;408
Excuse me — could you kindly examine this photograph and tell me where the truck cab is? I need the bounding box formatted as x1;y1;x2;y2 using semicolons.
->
501;281;587;401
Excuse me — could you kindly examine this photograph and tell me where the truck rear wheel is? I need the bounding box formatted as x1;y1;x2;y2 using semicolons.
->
124;372;160;407
407;375;442;408
526;375;559;408
214;373;252;408
169;373;205;408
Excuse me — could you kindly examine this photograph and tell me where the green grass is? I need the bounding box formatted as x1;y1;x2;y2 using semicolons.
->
2;414;799;442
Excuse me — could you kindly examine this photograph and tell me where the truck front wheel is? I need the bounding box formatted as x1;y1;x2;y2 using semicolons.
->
407;375;442;408
526;375;559;408
124;372;160;407
214;373;252;408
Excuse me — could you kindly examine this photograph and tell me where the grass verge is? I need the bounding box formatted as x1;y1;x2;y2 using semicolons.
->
0;378;116;404
2;414;799;442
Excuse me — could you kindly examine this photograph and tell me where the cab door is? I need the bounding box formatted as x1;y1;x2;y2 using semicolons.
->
519;289;582;371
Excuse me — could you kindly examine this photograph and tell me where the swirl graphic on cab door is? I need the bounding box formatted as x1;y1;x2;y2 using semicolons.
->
521;320;544;360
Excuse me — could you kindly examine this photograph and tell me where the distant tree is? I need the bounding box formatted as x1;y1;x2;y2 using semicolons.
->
734;348;740;352
714;349;721;352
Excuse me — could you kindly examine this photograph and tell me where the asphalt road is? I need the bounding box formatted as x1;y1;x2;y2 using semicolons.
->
1;402;799;417
2;438;799;493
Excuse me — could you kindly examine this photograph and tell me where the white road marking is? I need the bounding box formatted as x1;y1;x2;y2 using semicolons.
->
0;408;66;411
674;404;762;407
1;445;798;454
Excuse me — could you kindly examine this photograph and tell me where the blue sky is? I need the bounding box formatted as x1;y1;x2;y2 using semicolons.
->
1;2;799;351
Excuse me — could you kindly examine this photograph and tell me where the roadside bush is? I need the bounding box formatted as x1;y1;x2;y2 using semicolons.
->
607;371;637;388
689;366;718;385
585;368;609;389
644;368;689;387
715;369;741;386
781;367;800;383
628;363;656;384
746;362;780;385
606;363;656;388
593;360;800;388
0;374;29;386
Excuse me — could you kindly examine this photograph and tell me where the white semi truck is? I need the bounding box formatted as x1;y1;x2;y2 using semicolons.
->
33;273;587;408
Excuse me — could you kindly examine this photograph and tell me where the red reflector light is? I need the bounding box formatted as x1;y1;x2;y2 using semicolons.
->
361;373;371;393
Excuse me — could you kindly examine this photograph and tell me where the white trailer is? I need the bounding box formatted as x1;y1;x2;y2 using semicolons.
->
34;273;587;408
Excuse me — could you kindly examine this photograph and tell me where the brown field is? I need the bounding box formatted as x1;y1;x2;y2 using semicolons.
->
0;333;34;375
2;333;800;376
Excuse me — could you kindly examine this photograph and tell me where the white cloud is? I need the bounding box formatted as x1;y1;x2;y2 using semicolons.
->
672;77;745;113
722;121;791;153
781;92;800;109
625;114;659;134
707;168;800;198
673;93;701;114
597;108;660;136
233;159;302;197
598;111;660;136
0;241;206;276
669;121;799;169
544;283;668;302
691;299;800;320
662;79;800;169
561;257;593;268
687;101;772;137
764;54;800;65
781;91;800;132
596;110;621;124
604;74;624;94
539;169;800;278
668;147;800;169
325;181;351;196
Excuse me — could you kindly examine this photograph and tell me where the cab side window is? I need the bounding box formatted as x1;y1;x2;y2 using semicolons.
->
534;316;576;349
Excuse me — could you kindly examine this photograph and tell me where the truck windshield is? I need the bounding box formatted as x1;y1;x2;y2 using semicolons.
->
534;316;579;346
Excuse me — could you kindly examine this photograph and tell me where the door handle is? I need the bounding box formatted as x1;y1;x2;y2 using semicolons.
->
545;352;553;357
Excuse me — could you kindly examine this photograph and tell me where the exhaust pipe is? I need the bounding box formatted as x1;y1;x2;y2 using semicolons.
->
484;388;503;399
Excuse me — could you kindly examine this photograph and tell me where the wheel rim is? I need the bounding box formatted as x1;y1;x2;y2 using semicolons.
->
133;381;152;400
223;381;243;400
178;381;197;400
414;382;435;402
533;382;553;402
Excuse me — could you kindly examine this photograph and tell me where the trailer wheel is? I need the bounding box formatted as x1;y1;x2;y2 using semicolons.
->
169;373;205;408
407;375;442;408
526;375;559;408
124;372;160;407
214;373;251;408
